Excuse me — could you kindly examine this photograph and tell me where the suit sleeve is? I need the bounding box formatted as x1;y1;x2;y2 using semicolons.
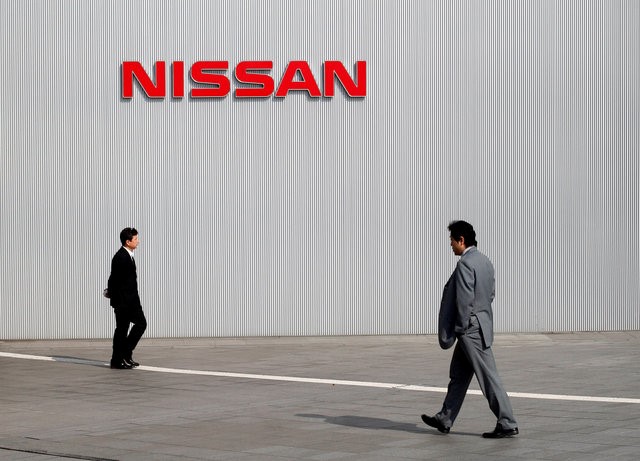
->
454;258;475;334
438;272;457;349
108;253;125;306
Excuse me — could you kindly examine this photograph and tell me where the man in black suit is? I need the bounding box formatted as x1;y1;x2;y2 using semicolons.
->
107;227;147;369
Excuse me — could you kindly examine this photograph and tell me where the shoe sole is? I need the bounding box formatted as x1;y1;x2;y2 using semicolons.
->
482;430;519;438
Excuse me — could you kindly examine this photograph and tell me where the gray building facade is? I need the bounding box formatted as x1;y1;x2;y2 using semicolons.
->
1;0;639;339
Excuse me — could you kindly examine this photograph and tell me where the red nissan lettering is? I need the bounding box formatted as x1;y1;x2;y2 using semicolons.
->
275;61;322;98
122;61;166;98
323;61;366;97
172;61;185;98
235;61;275;98
190;61;230;98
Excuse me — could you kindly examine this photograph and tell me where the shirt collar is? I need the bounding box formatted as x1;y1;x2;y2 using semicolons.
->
462;246;475;256
123;246;134;258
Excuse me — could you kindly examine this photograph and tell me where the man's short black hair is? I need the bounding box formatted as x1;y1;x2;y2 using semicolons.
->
119;227;138;246
448;220;477;247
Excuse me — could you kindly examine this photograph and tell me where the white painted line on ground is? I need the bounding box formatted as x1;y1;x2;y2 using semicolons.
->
1;351;57;362
2;351;639;404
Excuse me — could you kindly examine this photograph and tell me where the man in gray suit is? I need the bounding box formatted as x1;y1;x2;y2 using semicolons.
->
422;221;519;438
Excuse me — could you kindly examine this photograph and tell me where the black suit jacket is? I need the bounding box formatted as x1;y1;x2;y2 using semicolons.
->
107;247;141;309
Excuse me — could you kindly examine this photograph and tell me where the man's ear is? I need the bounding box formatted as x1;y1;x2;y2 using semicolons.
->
459;236;466;247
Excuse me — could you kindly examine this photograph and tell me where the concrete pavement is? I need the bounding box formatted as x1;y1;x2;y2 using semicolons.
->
1;332;640;460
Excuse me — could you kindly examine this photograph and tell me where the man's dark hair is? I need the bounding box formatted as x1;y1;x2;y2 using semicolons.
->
448;220;477;247
119;227;138;246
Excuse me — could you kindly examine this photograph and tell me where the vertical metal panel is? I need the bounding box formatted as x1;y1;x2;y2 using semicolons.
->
1;0;638;339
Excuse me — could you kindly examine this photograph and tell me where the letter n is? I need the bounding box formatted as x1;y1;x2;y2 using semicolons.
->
323;61;366;97
122;61;166;98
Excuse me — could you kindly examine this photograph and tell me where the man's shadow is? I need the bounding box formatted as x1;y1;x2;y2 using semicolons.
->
297;413;430;434
52;356;110;368
297;414;477;437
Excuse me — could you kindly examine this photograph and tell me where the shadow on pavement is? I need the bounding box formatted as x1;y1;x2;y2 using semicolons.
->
297;413;479;437
52;356;109;368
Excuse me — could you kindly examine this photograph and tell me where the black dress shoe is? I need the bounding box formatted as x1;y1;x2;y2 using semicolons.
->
421;414;450;434
124;358;139;368
110;360;133;369
482;424;519;438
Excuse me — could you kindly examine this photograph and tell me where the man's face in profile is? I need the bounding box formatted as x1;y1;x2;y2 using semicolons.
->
450;236;465;256
125;234;139;251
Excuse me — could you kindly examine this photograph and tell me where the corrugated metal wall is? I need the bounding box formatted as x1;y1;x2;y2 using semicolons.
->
1;0;638;339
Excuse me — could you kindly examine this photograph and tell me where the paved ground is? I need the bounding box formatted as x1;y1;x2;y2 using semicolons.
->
1;332;639;460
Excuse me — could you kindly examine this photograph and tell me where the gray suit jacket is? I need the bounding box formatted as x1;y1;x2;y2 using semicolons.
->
438;247;495;349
